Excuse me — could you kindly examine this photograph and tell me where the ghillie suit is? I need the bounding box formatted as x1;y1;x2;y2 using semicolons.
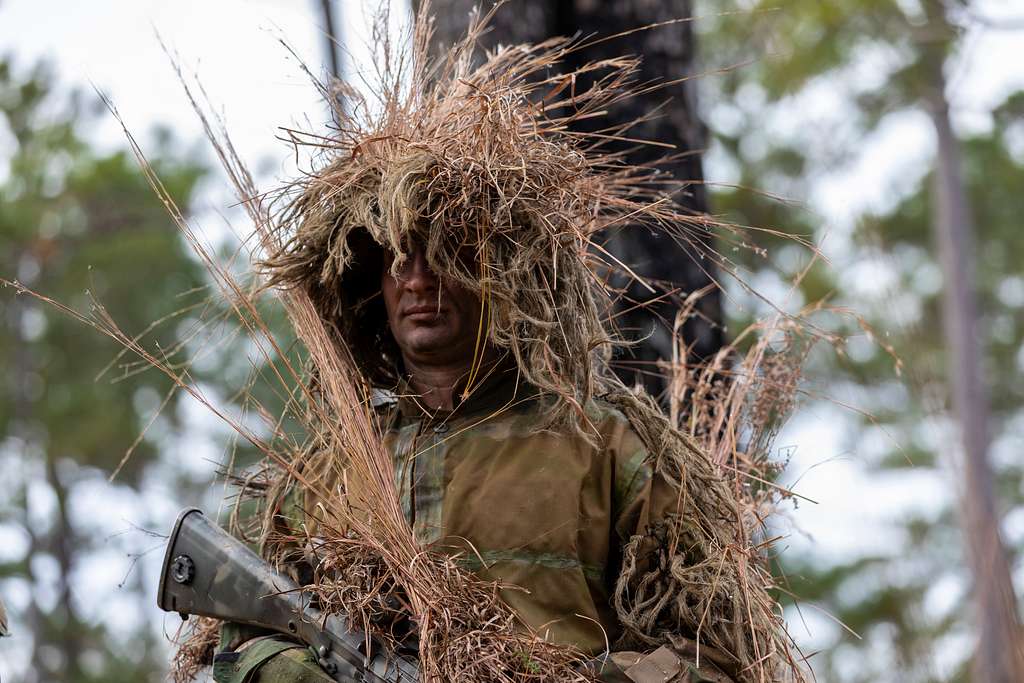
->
168;3;804;682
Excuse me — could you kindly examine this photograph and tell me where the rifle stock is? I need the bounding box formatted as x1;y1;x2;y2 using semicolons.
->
158;508;418;682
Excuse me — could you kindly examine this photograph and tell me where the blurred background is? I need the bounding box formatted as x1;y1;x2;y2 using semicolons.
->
2;1;1023;681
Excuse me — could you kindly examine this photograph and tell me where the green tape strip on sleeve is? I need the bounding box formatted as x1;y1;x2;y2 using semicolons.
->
212;636;304;683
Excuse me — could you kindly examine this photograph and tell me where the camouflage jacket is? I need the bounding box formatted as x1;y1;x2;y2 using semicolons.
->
212;366;735;682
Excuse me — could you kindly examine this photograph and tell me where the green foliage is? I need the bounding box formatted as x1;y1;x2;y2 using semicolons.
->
0;59;211;682
698;0;1024;679
1;62;208;473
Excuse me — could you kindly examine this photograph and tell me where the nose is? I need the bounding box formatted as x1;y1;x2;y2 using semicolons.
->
395;245;439;294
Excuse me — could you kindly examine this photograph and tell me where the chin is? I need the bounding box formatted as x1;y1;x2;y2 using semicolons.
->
405;332;459;357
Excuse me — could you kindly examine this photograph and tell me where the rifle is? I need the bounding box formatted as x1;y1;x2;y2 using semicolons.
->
157;508;418;682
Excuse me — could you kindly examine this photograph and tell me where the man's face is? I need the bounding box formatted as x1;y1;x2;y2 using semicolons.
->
381;244;484;369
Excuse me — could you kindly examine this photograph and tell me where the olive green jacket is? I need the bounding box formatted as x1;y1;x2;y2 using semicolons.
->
212;366;734;682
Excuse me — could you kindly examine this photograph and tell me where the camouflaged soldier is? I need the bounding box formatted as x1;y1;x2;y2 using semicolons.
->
209;239;739;683
202;5;798;679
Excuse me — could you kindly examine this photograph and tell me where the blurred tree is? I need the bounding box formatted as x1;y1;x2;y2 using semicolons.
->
419;0;723;399
318;0;342;81
316;0;346;118
0;60;210;682
698;0;1024;679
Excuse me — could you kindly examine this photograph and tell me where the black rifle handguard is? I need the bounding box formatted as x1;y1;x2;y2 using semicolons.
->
158;508;418;682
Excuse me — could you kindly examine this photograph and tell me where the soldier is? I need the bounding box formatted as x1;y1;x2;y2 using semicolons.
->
211;235;739;682
201;8;793;682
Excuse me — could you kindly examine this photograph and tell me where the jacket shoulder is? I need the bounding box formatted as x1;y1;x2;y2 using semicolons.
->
587;395;649;457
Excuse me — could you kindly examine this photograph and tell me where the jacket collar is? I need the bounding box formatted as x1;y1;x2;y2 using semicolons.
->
391;358;536;422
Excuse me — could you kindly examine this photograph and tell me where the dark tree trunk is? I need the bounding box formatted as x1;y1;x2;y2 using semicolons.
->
319;0;342;80
420;0;722;400
318;0;345;118
45;455;85;682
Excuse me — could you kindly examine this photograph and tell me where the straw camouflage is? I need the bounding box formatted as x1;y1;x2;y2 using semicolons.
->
170;2;801;681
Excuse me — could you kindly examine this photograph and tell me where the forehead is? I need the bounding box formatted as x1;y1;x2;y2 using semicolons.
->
379;237;479;265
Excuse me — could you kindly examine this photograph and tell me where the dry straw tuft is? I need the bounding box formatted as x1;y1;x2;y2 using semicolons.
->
259;3;743;438
170;616;220;683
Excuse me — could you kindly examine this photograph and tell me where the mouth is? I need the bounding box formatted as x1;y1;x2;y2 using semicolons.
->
402;304;446;321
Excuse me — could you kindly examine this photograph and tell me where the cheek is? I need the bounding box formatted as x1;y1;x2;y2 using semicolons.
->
444;281;479;312
381;276;400;319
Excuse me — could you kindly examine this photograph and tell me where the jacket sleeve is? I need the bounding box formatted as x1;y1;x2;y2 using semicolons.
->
608;426;738;683
212;623;333;683
597;646;736;683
